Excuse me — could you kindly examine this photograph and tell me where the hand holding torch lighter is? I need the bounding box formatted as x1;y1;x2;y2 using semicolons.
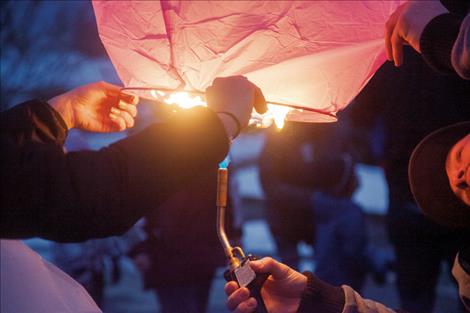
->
217;167;270;313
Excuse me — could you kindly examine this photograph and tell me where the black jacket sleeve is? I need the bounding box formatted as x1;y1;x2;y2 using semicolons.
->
420;0;470;77
0;100;229;242
297;272;345;313
420;13;464;74
297;272;412;313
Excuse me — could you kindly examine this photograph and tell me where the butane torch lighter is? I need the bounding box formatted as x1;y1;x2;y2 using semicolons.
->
216;167;270;313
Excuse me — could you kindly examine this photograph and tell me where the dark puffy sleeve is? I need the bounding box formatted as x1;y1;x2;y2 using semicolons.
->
1;100;229;242
419;13;466;76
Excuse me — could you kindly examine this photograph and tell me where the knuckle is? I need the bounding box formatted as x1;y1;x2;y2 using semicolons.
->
131;108;137;118
227;298;236;311
261;257;275;269
205;86;215;97
224;284;231;295
264;256;274;264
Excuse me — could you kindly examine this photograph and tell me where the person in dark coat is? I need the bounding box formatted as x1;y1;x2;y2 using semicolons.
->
0;76;266;312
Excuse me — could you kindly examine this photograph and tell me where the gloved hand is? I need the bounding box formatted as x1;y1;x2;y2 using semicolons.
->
385;0;448;66
48;81;139;131
206;76;267;138
224;257;307;313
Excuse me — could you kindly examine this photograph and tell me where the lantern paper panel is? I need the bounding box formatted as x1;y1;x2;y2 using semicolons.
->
93;0;403;122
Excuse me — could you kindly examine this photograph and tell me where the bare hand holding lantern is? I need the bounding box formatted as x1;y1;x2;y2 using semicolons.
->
48;81;139;132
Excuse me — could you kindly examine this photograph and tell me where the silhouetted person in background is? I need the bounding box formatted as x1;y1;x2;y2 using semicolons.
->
260;122;379;291
259;124;319;270
129;165;239;313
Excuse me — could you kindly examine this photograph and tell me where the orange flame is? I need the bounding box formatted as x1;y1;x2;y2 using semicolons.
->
150;89;289;129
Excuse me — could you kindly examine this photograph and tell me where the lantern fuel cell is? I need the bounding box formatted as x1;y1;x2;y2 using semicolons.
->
216;168;269;313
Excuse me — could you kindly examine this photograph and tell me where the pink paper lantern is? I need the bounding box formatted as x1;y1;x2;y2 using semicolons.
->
93;0;403;122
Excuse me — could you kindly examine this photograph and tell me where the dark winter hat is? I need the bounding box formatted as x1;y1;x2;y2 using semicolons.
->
408;121;470;228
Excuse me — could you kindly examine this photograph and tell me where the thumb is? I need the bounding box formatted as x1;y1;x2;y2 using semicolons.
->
250;257;290;280
253;86;267;114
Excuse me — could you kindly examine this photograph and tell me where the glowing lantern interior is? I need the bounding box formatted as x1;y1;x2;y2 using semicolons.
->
138;87;291;129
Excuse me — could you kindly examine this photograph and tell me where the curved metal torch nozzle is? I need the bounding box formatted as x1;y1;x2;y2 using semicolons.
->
217;168;242;270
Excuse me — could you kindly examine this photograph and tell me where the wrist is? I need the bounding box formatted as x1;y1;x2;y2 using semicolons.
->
298;272;345;313
48;94;74;129
216;111;241;140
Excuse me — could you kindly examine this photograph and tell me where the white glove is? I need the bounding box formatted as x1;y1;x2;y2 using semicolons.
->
206;76;267;138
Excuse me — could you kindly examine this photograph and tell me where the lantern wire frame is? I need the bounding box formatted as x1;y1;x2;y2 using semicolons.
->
120;86;337;119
